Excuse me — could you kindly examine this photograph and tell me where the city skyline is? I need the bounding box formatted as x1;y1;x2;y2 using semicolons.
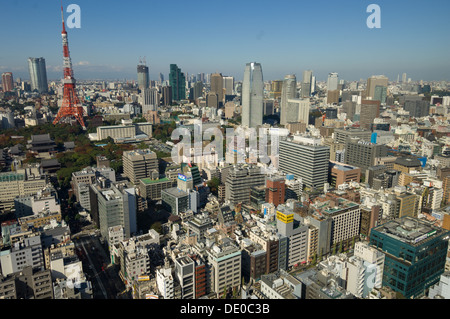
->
1;0;450;82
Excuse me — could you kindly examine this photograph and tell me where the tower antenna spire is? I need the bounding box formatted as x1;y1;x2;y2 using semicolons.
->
61;1;66;32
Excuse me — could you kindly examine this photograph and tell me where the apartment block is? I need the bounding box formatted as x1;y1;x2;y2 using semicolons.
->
206;239;241;297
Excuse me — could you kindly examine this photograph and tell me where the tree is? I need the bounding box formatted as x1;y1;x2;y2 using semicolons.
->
207;177;220;195
150;221;162;234
137;141;148;149
311;253;317;265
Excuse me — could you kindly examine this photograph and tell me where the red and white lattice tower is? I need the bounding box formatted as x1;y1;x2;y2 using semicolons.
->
53;5;86;129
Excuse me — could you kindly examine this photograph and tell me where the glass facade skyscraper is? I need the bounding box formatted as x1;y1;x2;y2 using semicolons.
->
169;64;186;101
242;62;263;128
27;57;48;93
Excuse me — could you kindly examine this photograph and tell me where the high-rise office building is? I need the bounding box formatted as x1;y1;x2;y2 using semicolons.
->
301;70;313;98
370;216;450;299
404;100;430;118
279;136;330;189
210;73;224;105
327;72;339;91
90;182;137;242
161;86;173;106
344;138;388;171
223;76;234;96
193;81;203;100
225;165;265;205
326;72;339;105
271;80;283;99
159;72;164;84
360;100;380;130
366;75;388;100
334;127;372;144
123;149;158;184
169;64;186;101
374;85;387;104
327;90;340;104
280;74;297;125
286;98;310;125
142;88;160;113
137;62;149;90
242;62;264;128
1;72;14;92
27;57;48;93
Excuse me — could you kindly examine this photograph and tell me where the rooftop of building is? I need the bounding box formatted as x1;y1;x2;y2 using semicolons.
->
140;177;171;185
395;157;422;167
329;161;360;171
260;270;301;299
312;196;359;216
372;216;449;246
162;187;188;198
123;148;156;158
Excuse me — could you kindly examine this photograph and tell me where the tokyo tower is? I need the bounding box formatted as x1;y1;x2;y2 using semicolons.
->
53;5;86;129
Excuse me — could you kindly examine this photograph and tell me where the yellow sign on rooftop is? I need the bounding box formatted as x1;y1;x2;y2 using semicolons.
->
276;210;294;224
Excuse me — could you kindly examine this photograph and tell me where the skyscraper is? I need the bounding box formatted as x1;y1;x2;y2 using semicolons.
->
169;64;186;101
137;60;149;90
210;73;224;106
366;75;388;100
191;81;203;100
161;86;173;106
287;98;310;124
301;70;313;98
1;72;14;92
327;72;339;91
27;57;48;93
242;62;264;128
402;73;407;83
223;76;234;96
326;72;339;104
280;74;297;126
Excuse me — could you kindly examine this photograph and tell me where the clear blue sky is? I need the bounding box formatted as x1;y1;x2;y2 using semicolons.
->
1;0;449;82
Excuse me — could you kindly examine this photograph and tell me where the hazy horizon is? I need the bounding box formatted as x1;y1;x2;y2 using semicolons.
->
1;0;450;83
